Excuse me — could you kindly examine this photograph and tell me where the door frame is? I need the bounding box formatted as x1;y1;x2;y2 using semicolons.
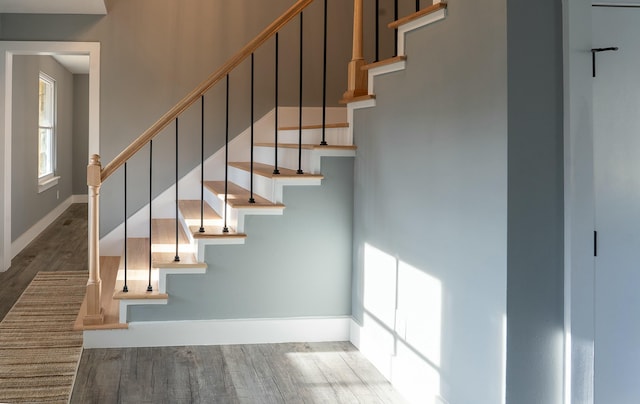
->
0;41;101;271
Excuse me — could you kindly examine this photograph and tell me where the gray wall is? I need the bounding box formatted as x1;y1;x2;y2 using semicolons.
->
506;0;565;403
351;0;508;402
72;74;89;195
0;0;354;236
129;157;353;321
11;55;74;240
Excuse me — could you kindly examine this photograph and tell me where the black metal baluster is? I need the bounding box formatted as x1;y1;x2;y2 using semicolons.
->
147;141;153;292
174;118;180;262
375;0;380;63
321;0;328;146
394;0;399;56
199;95;206;233
273;33;280;175
249;53;256;204
123;162;128;293
416;0;420;12
223;74;230;233
297;12;304;175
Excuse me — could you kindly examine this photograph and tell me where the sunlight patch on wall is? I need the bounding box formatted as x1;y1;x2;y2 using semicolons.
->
359;242;444;403
363;243;397;329
396;261;442;367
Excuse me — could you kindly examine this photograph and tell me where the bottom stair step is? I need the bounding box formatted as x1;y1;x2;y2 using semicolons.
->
113;238;206;301
112;237;208;323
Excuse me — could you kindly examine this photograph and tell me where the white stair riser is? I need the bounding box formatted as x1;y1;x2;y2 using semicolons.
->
116;268;159;282
228;166;277;202
150;243;196;254
181;217;224;228
254;147;317;174
276;127;349;145
203;186;240;232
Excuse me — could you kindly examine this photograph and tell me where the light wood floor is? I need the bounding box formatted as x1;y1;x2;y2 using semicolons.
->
71;342;407;403
0;203;88;321
2;204;405;403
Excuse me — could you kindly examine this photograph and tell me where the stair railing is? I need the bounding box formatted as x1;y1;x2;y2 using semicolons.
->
83;0;318;326
83;0;440;326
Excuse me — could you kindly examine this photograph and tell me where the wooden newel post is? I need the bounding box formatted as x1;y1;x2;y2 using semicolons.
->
342;0;368;102
84;154;104;326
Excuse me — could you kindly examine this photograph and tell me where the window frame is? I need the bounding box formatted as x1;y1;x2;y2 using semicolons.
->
37;72;59;193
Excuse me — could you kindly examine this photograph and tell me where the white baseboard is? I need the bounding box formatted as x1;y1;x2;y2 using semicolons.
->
83;316;352;348
72;194;88;203
10;195;74;260
350;318;362;348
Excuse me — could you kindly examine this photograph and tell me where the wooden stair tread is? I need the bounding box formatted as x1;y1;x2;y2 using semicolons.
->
113;285;168;300
388;3;447;29
339;94;376;104
153;252;205;268
113;274;165;300
229;162;324;179
204;181;284;208
178;200;221;221
254;143;357;151
190;225;247;239
362;56;407;71
279;122;349;131
152;218;190;245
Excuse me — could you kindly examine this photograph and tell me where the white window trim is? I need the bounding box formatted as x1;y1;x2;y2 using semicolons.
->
38;72;57;187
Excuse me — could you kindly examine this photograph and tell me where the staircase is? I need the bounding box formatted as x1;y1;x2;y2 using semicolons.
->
77;0;448;349
105;115;355;324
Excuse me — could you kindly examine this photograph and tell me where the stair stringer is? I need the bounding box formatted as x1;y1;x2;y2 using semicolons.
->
115;145;355;323
192;146;355;262
108;110;354;323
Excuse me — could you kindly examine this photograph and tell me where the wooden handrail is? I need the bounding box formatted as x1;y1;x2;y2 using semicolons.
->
101;0;315;182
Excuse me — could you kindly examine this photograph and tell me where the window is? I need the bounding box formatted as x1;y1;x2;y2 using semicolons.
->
38;73;58;192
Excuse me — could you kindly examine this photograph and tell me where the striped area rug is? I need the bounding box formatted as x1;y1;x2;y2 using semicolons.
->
0;271;87;403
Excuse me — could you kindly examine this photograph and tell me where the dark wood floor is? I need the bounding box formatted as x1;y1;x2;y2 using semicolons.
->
2;204;405;403
0;203;88;321
71;342;407;404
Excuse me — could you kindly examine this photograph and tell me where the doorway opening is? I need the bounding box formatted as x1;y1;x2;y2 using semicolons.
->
0;41;100;271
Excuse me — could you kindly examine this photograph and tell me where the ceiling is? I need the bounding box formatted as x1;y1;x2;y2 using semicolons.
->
0;0;106;14
52;54;90;74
